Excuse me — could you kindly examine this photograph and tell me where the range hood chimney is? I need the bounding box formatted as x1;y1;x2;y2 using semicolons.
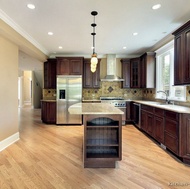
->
101;54;124;81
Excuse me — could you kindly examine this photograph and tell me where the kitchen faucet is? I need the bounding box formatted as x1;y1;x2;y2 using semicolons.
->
157;90;170;104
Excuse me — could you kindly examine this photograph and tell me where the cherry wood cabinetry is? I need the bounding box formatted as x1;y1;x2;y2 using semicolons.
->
180;114;190;164
41;101;56;124
172;20;190;85
83;114;122;168
83;59;101;88
140;52;155;88
165;111;179;154
140;103;190;165
56;57;83;75
121;59;130;88
154;108;165;144
141;105;154;136
130;58;140;88
44;59;57;89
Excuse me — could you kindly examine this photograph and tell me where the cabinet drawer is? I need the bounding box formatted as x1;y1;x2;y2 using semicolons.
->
165;119;178;137
141;105;154;112
155;108;165;116
165;111;179;121
165;132;179;154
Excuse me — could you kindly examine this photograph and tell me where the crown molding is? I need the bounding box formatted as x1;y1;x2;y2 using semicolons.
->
0;9;48;55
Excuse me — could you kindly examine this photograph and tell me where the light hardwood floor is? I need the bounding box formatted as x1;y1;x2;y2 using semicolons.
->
0;107;190;189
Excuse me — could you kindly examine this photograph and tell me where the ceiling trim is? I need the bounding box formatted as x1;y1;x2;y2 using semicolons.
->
0;9;48;55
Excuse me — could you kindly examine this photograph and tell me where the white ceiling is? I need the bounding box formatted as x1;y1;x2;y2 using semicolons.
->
1;0;190;69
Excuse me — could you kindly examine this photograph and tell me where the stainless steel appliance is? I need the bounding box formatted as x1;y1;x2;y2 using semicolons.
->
133;102;141;128
100;97;126;125
56;75;82;125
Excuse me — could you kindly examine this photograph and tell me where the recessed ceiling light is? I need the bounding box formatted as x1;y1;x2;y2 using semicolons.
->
123;47;127;49
133;32;138;36
27;4;35;9
59;46;63;49
152;4;161;10
48;32;53;35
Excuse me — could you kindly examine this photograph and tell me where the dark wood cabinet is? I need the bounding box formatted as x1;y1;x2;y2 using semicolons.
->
130;58;140;88
165;111;179;154
56;57;83;75
139;103;190;165
140;52;155;88
44;59;56;89
141;105;154;136
121;59;130;88
180;114;190;164
83;59;100;88
83;114;122;168
154;108;165;144
173;20;190;85
41;101;56;124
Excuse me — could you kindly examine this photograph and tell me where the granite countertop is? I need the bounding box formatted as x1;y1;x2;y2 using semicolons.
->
133;100;190;114
41;99;56;102
68;103;124;115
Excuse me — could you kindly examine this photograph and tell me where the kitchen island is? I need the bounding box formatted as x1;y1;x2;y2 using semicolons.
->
69;103;124;168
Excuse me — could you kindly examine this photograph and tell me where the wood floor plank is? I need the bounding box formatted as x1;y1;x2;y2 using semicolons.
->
0;107;190;189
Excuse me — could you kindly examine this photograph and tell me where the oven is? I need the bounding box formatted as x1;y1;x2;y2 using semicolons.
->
100;97;126;125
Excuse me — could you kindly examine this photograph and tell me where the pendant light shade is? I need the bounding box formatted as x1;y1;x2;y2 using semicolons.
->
90;11;98;72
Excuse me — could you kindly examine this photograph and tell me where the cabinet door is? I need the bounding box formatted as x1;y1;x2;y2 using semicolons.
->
140;52;155;88
174;34;184;85
154;116;164;143
69;58;83;75
56;58;70;75
165;118;179;154
183;28;190;84
83;59;100;88
180;114;190;163
121;59;130;88
41;102;56;124
130;58;140;88
44;59;56;89
83;60;92;88
140;55;146;88
141;110;147;131
146;113;154;136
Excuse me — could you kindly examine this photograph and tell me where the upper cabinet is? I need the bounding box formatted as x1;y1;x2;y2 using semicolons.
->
140;52;155;88
121;59;130;88
56;57;83;75
83;59;101;88
130;58;141;88
44;58;57;89
173;20;190;85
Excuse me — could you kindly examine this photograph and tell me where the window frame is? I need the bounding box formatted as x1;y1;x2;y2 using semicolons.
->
155;40;186;102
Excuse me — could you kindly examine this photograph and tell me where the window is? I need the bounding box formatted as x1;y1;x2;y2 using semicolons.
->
156;40;186;102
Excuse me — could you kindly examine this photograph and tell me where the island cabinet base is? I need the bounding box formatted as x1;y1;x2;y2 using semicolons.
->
83;114;122;168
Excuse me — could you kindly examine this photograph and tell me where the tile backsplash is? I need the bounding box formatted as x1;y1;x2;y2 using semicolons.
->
83;81;143;100
43;82;190;107
43;89;56;100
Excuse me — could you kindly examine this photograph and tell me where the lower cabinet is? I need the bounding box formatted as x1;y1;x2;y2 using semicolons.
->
180;114;190;164
83;114;122;168
140;104;190;165
41;101;56;124
165;111;179;154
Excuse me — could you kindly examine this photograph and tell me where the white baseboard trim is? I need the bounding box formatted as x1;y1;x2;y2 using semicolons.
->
0;132;20;152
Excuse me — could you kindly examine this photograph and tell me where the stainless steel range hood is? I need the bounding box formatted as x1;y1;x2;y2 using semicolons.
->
101;54;124;81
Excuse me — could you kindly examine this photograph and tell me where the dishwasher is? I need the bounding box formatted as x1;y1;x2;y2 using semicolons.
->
133;103;141;129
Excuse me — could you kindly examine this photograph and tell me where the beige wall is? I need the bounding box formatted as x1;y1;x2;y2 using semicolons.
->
0;36;19;141
23;71;32;104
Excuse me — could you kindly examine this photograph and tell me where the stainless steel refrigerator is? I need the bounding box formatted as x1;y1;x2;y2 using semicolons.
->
56;75;82;125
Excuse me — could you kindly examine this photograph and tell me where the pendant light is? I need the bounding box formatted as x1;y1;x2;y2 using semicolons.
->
91;11;98;73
